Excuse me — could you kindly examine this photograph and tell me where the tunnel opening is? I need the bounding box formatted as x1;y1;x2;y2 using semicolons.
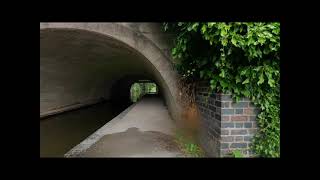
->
40;27;174;157
130;81;158;103
108;75;164;111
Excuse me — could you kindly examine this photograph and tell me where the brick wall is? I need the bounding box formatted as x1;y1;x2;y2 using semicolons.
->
195;81;259;157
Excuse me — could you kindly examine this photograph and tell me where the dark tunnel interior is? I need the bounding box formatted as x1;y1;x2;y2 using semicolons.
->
40;28;170;157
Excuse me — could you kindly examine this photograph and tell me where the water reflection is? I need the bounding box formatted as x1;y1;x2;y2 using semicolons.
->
40;102;125;157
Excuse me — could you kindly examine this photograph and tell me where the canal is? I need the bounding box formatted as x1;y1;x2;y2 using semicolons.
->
40;101;126;157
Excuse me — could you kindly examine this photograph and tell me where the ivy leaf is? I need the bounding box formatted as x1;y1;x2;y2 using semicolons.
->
242;90;250;97
258;37;266;44
240;69;247;76
236;76;241;84
268;79;275;87
208;22;215;27
221;29;227;37
201;25;207;33
210;79;217;89
220;80;228;89
192;23;199;31
221;38;228;46
254;66;262;72
234;88;240;94
219;69;225;78
231;37;237;46
263;31;273;38
272;28;280;34
242;78;250;84
204;34;210;40
225;24;231;31
215;61;220;67
235;96;240;102
257;73;265;85
172;48;177;56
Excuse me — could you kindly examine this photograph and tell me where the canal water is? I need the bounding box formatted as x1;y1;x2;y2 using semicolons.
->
40;101;126;157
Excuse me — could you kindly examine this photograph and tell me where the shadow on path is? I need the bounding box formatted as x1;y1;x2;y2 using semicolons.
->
78;127;186;157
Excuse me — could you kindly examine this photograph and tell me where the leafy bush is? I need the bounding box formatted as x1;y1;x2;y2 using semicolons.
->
164;22;280;157
232;150;244;158
175;130;205;157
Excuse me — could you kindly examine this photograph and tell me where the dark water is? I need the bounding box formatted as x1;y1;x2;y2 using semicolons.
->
40;102;125;157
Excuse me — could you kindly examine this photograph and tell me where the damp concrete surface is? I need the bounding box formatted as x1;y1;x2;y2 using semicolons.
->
65;96;187;157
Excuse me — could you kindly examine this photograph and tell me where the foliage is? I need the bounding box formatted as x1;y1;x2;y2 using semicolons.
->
130;83;141;102
164;22;280;157
130;82;158;102
231;150;244;158
145;83;157;93
175;130;205;157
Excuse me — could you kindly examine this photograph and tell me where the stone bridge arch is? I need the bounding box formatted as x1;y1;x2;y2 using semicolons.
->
40;23;182;121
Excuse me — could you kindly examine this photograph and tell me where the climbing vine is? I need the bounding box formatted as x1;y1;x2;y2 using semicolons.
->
163;22;280;157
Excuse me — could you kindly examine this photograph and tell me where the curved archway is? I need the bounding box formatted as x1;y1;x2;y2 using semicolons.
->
40;23;181;121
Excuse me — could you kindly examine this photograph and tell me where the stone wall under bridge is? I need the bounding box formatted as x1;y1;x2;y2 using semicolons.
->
195;81;259;157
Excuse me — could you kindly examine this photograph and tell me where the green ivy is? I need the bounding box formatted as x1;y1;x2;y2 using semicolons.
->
232;150;244;158
164;22;280;157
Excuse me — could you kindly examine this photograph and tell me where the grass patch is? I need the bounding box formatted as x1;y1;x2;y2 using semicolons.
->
174;130;205;157
231;150;244;158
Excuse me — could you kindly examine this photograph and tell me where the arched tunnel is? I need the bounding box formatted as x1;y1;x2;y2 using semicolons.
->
40;24;183;157
40;28;172;113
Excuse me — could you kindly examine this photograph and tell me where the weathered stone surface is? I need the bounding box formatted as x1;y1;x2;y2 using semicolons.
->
222;109;234;115
221;136;234;142
244;122;253;128
221;143;230;149
244;136;254;141
223;102;230;108
222;116;230;121
221;122;234;128
231;102;249;108
221;129;229;135
230;143;247;148
235;122;244;128
231;116;248;121
235;109;243;114
231;129;248;135
235;136;244;142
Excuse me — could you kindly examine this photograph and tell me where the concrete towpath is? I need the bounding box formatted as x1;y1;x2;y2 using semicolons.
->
65;96;187;157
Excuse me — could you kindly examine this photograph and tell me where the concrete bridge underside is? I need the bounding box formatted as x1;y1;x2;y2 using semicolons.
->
40;23;182;122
